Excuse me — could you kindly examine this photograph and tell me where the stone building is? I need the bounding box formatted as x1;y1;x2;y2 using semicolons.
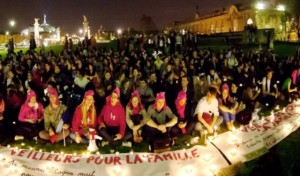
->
171;2;287;40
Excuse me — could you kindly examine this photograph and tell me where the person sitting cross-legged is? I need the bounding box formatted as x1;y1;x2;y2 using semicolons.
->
194;86;223;136
218;83;238;131
143;92;178;151
70;90;97;144
170;91;195;139
98;87;132;147
126;90;149;143
260;69;280;107
15;90;44;140
39;87;70;143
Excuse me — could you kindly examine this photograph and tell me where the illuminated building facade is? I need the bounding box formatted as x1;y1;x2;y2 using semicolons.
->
172;2;287;40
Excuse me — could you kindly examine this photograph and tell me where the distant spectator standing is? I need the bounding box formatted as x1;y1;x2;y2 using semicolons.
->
29;35;37;51
7;37;14;54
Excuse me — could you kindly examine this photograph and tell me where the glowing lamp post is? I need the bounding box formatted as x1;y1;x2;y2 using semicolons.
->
256;2;265;10
246;17;256;44
9;20;16;27
277;5;285;11
117;28;122;37
79;28;83;38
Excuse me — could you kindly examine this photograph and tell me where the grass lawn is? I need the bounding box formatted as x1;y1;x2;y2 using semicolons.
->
0;40;118;58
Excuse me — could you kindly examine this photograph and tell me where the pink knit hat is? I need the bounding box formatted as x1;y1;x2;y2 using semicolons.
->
177;91;186;100
25;90;36;104
112;87;120;98
84;90;94;98
221;83;230;92
127;90;144;114
154;92;166;110
48;87;60;105
131;90;140;98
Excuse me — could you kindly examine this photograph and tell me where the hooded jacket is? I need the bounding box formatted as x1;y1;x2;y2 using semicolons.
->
98;96;126;137
18;90;44;123
72;90;97;136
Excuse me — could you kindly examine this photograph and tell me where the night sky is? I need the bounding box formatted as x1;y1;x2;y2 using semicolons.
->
0;0;250;35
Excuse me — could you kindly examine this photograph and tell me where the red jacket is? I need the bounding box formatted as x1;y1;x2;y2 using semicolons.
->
72;107;97;136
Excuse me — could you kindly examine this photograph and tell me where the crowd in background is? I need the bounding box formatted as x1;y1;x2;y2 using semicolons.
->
0;31;300;150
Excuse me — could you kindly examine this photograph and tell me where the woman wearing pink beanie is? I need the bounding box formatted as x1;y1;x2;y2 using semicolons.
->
71;90;97;143
98;87;132;147
126;90;149;143
170;91;195;138
15;90;44;140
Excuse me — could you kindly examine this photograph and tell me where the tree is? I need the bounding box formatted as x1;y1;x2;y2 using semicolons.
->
140;14;157;34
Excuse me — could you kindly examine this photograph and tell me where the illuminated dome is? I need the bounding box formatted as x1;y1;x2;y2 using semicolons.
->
21;15;58;35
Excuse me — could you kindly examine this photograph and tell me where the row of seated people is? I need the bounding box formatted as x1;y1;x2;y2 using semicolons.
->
11;85;226;149
7;66;300;150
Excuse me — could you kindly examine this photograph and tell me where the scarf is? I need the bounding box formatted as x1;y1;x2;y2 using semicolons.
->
291;70;297;85
175;91;186;119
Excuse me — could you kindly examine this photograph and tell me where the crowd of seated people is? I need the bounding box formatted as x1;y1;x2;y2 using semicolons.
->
0;32;300;151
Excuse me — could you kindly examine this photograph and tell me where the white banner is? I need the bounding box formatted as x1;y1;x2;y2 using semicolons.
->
0;142;229;176
211;103;300;163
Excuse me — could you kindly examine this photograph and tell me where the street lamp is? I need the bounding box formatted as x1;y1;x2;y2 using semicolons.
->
79;28;83;34
256;1;265;10
117;28;122;35
247;19;254;25
246;18;256;44
9;20;16;27
277;4;285;11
